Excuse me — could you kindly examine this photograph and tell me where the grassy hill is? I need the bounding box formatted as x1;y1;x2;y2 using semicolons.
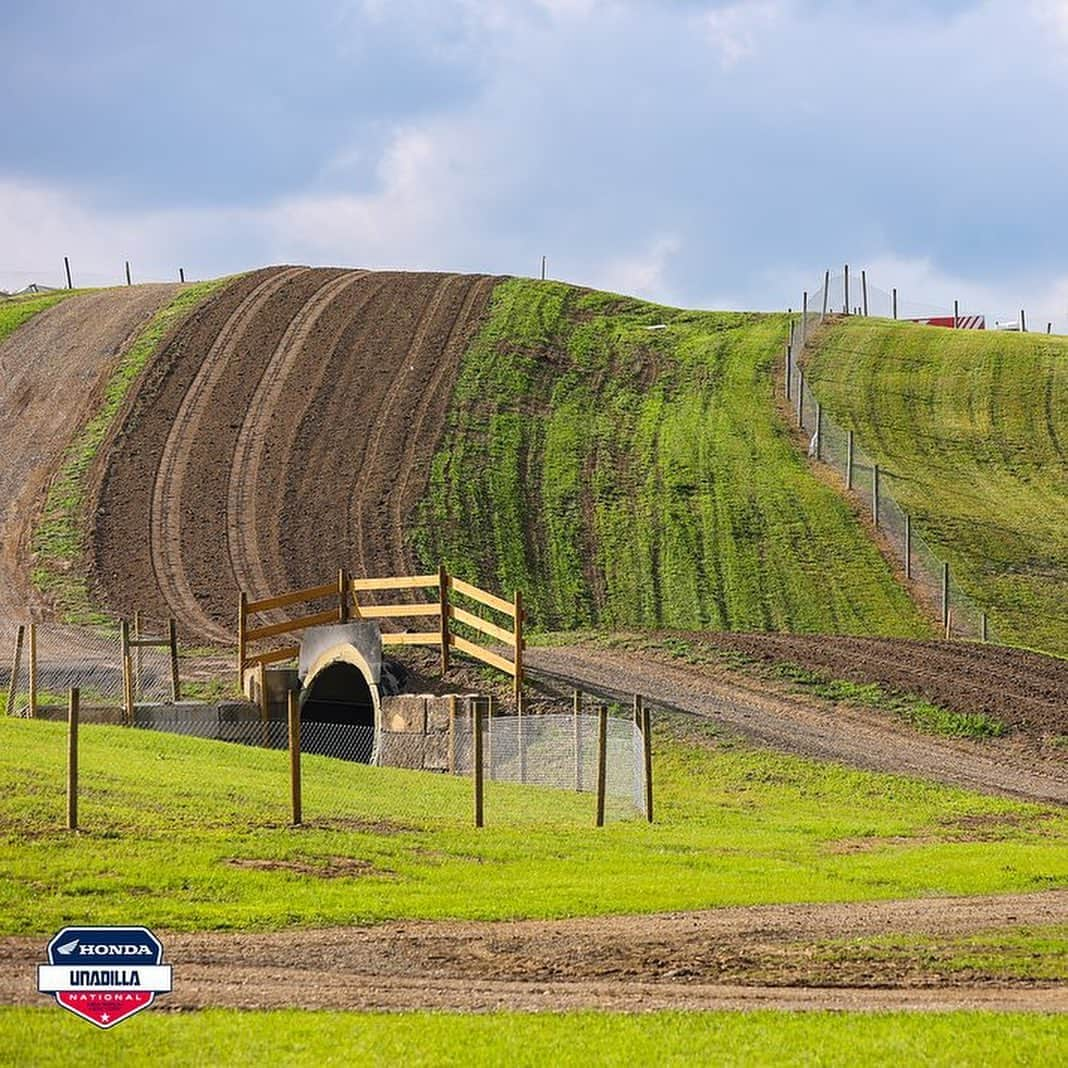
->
416;279;926;637
0;290;73;343
803;319;1068;656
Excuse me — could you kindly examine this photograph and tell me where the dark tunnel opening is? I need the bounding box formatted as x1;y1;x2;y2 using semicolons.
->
300;661;376;763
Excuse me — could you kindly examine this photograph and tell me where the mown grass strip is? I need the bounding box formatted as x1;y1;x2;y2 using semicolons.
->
0;291;76;343
31;280;228;623
1;1008;1065;1067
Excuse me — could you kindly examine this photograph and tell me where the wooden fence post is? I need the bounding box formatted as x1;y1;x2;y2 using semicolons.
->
846;430;854;489
237;591;247;691
438;564;450;676
513;589;524;703
815;403;822;460
473;697;485;828
288;690;302;825
821;270;829;318
64;256;73;290
954;300;959;329
861;270;868;316
872;463;880;529
67;687;79;831
893;288;898;320
904;513;912;579
28;622;37;719
595;704;608;827
125;261;132;286
573;689;583;791
1020;309;1027;333
7;624;24;716
981;612;988;643
179;267;185;283
120;619;134;725
941;562;950;633
844;264;850;315
642;706;654;823
338;567;350;623
168;619;181;702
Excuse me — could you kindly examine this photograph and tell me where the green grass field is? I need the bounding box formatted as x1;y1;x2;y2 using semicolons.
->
0;290;75;343
1;715;1064;934
415;280;927;637
804;319;1068;655
1;1008;1065;1067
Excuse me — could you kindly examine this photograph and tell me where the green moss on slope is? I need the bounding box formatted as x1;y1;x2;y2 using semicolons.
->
415;279;926;636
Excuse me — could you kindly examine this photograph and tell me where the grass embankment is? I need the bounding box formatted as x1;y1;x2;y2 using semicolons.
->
416;280;927;637
31;280;228;623
1;1009;1064;1067
0;290;75;343
804;319;1068;656
1;716;1064;933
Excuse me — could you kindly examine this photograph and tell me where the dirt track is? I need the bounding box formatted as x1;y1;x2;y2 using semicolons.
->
2;893;1064;1013
0;285;179;618
527;645;1068;804
91;268;499;641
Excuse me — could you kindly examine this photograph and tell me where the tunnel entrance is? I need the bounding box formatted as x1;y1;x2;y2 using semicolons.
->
300;660;376;763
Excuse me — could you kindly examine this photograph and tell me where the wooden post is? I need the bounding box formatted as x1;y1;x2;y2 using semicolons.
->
237;591;247;691
7;624;24;717
941;562;950;632
179;267;185;283
861;270;868;316
513;589;523;703
785;344;792;400
337;567;350;623
125;261;132;286
120;619;134;724
447;694;457;774
595;704;608;828
1048;323;1053;335
517;692;526;784
846;430;855;489
168;618;181;702
133;610;144;700
438;564;450;676
821;270;829;318
28;622;37;718
64;256;73;290
67;687;79;831
288;689;302;825
904;513;912;579
797;371;805;428
642;706;653;823
573;689;583;791
954;300;959;329
844;264;850;315
473;697;485;828
815;403;822;460
944;606;953;640
981;612;988;643
1020;309;1027;333
541;255;546;281
893;288;898;320
872;463;880;529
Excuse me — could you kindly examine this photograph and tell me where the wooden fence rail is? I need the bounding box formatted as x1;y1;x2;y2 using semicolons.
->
238;566;524;699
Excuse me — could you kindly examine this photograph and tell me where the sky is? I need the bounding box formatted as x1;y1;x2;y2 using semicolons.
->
2;0;1067;328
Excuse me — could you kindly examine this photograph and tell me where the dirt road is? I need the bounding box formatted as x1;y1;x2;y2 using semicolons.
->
2;892;1064;1013
527;645;1068;805
0;286;178;618
91;268;499;641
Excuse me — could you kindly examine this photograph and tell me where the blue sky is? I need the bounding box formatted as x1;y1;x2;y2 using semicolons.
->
2;0;1067;327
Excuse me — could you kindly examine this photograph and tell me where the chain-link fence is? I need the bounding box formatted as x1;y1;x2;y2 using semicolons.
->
785;294;996;642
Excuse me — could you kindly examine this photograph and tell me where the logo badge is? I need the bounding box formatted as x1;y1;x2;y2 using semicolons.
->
37;926;172;1029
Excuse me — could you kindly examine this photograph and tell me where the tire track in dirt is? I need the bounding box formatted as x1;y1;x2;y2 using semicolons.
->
2;892;1063;1013
0;286;179;617
225;269;357;606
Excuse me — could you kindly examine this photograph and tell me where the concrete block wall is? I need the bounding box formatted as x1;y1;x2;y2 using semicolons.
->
378;692;480;773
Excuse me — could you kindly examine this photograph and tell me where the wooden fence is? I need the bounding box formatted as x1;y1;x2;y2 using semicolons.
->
238;567;524;699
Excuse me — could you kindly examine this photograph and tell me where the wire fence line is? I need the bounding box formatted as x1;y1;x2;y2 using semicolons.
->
786;285;996;643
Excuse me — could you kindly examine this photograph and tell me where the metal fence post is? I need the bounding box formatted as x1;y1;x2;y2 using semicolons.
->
815;403;822;460
473;697;485;828
797;371;805;428
862;270;869;316
67;688;79;831
573;689;583;791
785;345;792;400
801;291;808;348
872;463;880;528
595;704;608;828
821;270;829;318
288;690;302;826
642;706;654;823
7;624;24;716
168;618;181;702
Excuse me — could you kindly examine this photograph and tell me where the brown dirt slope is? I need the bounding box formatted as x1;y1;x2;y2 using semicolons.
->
90;268;500;641
0;285;180;618
2;892;1064;1012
